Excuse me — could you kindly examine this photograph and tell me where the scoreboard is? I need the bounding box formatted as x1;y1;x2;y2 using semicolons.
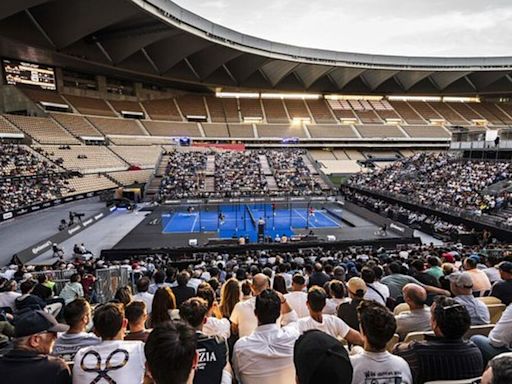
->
3;59;56;90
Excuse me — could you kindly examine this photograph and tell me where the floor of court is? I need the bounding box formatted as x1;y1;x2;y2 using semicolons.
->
161;205;342;241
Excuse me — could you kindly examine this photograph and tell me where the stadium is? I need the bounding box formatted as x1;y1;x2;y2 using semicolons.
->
0;0;511;383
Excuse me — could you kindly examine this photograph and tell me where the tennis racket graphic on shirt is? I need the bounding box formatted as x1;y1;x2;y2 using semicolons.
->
80;349;130;384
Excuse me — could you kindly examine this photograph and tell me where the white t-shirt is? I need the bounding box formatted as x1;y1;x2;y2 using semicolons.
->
0;291;21;310
296;315;350;339
323;298;348;315
230;297;257;338
364;282;390;306
350;351;412;384
204;316;231;339
73;340;146;384
132;292;154;314
284;291;308;318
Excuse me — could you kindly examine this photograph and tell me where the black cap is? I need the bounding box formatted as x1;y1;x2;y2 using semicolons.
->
15;310;69;337
499;261;512;274
294;330;353;384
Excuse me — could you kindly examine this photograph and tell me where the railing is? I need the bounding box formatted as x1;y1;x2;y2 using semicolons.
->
94;266;132;303
30;269;78;295
450;140;512;150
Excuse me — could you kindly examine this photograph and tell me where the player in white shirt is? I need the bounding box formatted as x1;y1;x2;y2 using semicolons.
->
284;274;309;318
350;301;412;384
73;303;146;384
233;289;299;384
297;286;363;345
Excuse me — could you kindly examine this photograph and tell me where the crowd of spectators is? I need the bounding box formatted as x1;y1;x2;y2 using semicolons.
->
349;152;511;217
159;149;329;201
266;149;324;196
0;240;511;383
214;151;267;197
0;143;76;213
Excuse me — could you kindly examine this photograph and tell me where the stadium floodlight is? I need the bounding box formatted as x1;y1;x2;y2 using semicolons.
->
216;92;259;98
443;96;480;103
325;95;383;101
387;96;441;102
260;93;320;100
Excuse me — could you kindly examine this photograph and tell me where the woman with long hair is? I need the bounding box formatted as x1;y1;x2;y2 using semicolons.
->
219;278;241;319
150;287;177;327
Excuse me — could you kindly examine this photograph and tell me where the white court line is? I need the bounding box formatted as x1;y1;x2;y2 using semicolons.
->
191;213;199;233
293;209;317;228
317;210;341;227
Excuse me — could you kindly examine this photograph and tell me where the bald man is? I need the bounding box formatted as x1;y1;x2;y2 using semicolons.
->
395;283;432;340
230;274;271;337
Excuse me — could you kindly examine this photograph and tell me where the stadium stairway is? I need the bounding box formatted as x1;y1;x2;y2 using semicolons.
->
143;153;170;201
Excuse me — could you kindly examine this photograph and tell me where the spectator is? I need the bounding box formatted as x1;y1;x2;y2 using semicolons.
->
294;330;353;384
232;289;298;383
350;301;412;384
180;297;231;384
59;274;84;305
124;301;150;342
490;261;512;305
481;354;512;384
150;287;177;327
230;273;269;337
308;263;330;289
395;284;431;340
448;271;490;325
133;277;154;314
0;280;20;311
425;256;443;280
73;303;146;384
53;298;100;360
362;266;389;307
323;279;347;315
0;309;71;384
337;277;367;331
483;255;501;284
297;286;363;345
32;274;53;301
394;296;484;383
144;321;198;384
114;285;132;308
15;279;47;311
196;283;230;340
148;270;169;294
284;274;308;318
464;256;492;294
471;304;512;365
218;278;240;319
272;275;287;294
172;271;196;308
410;259;440;287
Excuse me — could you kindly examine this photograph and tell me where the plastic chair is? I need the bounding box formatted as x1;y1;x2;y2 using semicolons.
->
385;333;399;352
403;331;432;343
487;304;506;324
393;303;410;316
464;324;495;339
477;296;501;305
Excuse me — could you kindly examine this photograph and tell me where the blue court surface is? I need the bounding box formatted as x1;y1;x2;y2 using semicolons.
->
162;204;342;242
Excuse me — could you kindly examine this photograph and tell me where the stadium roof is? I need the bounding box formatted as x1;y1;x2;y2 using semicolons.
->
2;0;512;95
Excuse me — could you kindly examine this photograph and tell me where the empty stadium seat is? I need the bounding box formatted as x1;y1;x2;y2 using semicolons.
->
175;95;207;119
108;170;153;186
306;99;336;123
239;98;264;120
64;95;117;116
354;124;405;138
257;124;307;138
284;99;312;120
389;101;425;124
108;99;143;114
400;125;451;138
50;113;103;137
87;116;147;136
0;115;22;134
205;96;239;123
227;124;255;138
262;99;289;123
142;121;202;137
488;303;506;324
202;123;230;137
63;174;118;195
38;145;127;172
109;145;161;168
306;124;358;138
4;115;80;144
428;102;467;125
141;99;182;121
22;88;68;106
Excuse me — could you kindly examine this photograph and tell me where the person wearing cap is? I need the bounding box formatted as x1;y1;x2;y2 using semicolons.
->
0;309;71;384
449;271;490;325
297;286;363;345
350;301;412;384
464;256;492;295
284;274;309;318
232;289;298;384
490;261;512;306
337;277;367;331
394;296;484;383
471;303;512;365
395;284;432;341
294;330;353;384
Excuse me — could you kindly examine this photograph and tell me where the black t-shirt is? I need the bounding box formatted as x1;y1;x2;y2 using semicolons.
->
491;280;512;306
193;333;228;384
0;349;71;384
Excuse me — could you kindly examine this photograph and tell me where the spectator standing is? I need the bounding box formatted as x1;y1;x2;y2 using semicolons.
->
73;303;146;384
0;309;71;384
350;301;412;384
